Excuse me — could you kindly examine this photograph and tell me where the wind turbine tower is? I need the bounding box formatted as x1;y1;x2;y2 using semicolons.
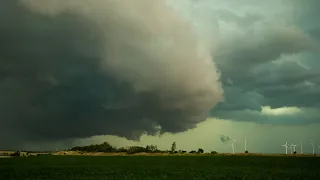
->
311;140;315;155
300;141;303;154
231;140;236;154
292;144;297;154
289;144;293;154
281;141;288;155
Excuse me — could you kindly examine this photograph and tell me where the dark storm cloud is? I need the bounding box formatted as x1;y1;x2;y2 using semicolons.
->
207;0;320;124
215;25;314;71
291;0;320;45
0;0;223;149
213;86;263;111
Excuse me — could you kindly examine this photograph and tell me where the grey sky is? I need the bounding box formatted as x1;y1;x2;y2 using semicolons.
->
0;0;319;153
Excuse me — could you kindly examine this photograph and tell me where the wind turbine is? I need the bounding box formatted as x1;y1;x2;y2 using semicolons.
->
281;141;288;154
292;144;297;154
231;140;236;154
299;141;303;154
289;143;293;154
311;140;315;155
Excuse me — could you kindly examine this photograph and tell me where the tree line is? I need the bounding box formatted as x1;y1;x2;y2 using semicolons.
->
70;141;218;155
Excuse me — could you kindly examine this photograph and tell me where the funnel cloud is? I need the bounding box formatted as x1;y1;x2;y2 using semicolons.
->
0;0;223;148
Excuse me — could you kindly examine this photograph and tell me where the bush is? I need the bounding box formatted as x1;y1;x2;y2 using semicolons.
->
189;150;196;154
127;146;146;154
245;151;249;153
197;148;204;154
211;151;218;155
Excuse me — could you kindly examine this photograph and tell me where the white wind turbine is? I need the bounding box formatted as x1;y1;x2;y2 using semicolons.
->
292;144;297;153
311;140;315;155
289;143;293;154
281;141;288;154
299;141;303;154
231;140;236;154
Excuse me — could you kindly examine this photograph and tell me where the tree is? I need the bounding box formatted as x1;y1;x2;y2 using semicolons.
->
127;146;145;154
100;142;115;152
146;145;158;153
171;142;176;153
197;148;204;154
117;147;128;153
70;141;116;152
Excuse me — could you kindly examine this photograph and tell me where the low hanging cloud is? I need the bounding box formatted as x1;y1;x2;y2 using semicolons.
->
0;0;223;149
220;135;231;143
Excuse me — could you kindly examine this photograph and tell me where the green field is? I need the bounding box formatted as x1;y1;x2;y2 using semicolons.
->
0;155;319;180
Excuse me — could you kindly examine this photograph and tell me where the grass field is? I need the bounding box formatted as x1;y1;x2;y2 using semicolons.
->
0;155;319;180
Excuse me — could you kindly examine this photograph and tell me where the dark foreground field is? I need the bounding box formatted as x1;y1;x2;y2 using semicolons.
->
0;155;319;180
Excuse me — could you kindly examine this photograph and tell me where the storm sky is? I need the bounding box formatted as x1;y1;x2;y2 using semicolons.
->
1;0;319;153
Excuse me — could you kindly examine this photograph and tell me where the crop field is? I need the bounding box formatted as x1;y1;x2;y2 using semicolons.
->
0;155;320;180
